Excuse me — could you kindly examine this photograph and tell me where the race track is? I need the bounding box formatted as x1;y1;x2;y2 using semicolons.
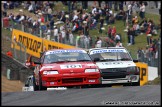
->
2;85;160;106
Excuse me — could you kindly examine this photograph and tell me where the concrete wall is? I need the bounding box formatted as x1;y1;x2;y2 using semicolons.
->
1;52;33;83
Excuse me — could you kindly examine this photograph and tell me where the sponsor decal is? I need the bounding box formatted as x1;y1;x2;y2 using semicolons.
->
11;29;76;58
46;50;86;55
90;49;127;55
135;62;148;86
11;29;42;58
102;62;123;65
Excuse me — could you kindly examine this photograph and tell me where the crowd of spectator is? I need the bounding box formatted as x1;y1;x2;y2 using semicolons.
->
2;1;161;61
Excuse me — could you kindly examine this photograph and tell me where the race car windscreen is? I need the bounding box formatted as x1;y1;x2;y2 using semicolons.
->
89;49;132;61
43;50;92;64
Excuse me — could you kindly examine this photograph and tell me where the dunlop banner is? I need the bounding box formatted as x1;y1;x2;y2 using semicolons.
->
11;29;42;58
43;39;75;50
135;62;148;86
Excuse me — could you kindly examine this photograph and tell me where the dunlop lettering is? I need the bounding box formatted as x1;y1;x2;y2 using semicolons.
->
18;35;41;52
12;29;75;58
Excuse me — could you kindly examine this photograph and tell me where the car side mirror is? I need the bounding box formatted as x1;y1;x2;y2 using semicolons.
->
133;59;138;63
93;58;100;62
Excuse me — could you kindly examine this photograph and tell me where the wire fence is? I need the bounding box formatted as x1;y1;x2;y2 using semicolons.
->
2;16;161;73
2;35;27;64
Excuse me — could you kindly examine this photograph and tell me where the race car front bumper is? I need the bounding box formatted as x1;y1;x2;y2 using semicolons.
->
41;72;101;87
101;75;139;84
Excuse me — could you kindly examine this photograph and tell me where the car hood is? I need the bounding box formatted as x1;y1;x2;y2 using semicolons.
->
40;62;97;74
95;61;136;69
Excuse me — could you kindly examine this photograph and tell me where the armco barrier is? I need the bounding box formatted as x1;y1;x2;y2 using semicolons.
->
2;52;33;82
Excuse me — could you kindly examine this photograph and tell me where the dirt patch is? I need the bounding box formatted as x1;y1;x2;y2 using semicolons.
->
1;75;24;92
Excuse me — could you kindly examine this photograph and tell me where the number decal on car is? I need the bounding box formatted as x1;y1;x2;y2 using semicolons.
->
60;64;82;69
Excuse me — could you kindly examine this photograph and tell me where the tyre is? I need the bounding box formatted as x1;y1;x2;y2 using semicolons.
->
32;75;39;91
132;80;140;86
38;73;47;91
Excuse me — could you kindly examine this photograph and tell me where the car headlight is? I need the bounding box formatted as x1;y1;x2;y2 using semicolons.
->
127;66;138;72
85;69;99;73
43;71;58;75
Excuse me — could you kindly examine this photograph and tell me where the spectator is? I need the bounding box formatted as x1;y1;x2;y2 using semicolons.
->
61;29;66;44
49;17;54;30
53;26;59;42
99;16;104;33
45;27;51;40
109;14;115;24
130;28;135;45
139;3;145;19
132;16;139;25
114;33;121;43
47;6;52;21
80;31;85;48
127;28;131;46
28;3;34;12
90;18;97;29
95;37;102;48
75;32;81;47
137;47;144;61
72;22;79;32
105;11;111;25
111;26;116;39
107;25;112;39
116;41;122;47
69;30;74;45
133;22;140;36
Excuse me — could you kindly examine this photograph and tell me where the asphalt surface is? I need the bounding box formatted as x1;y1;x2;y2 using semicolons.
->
2;85;160;106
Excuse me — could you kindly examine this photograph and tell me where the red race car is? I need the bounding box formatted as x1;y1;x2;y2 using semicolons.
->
30;48;101;91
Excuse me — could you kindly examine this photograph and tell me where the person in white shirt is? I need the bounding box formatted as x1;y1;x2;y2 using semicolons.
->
114;33;121;43
95;37;102;48
69;30;74;45
139;3;145;19
92;6;97;15
61;29;66;43
28;4;33;12
46;28;51;40
53;26;58;42
18;15;25;22
72;14;78;22
116;41;122;47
